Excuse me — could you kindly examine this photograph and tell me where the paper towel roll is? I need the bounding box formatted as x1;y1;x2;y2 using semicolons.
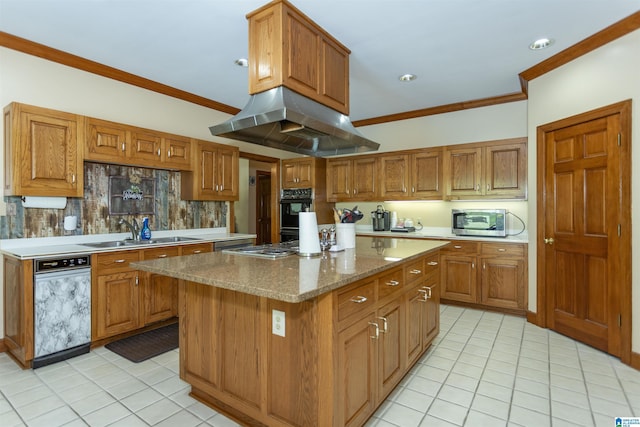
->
298;212;321;256
21;196;67;209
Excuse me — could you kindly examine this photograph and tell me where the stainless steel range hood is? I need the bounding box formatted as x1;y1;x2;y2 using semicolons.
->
209;86;379;157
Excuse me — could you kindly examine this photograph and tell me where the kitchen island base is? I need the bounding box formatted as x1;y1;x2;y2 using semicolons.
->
178;249;441;427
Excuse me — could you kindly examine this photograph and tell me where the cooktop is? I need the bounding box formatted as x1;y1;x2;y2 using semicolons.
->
222;242;299;259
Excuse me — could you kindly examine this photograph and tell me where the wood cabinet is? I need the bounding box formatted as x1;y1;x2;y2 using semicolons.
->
247;0;350;114
141;246;179;325
179;249;440;427
85;118;192;170
181;140;239;201
444;138;527;199
282;157;314;188
326;156;377;201
2;256;33;368
378;150;443;200
3;103;83;197
440;240;527;314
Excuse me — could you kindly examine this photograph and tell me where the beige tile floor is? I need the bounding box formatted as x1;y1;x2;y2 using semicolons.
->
1;305;639;426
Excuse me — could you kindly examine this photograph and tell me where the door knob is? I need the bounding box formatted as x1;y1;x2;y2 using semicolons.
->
544;237;554;244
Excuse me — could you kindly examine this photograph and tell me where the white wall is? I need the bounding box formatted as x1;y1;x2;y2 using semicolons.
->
527;29;640;352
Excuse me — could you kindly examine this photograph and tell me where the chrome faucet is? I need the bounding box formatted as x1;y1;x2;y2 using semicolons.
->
119;217;140;241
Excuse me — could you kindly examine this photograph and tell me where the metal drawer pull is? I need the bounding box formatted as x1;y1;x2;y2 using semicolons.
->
368;321;380;339
377;316;388;333
350;296;368;304
114;259;126;263
418;289;428;302
167;150;171;158
157;148;161;156
454;245;462;249
427;261;439;266
386;280;400;286
409;269;422;275
192;250;202;254
497;248;506;252
423;286;433;299
158;254;168;258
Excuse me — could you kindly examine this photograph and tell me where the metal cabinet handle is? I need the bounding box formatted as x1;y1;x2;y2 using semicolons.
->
167;150;171;158
409;269;422;275
483;263;486;270
368;321;380;339
386;280;400;287
418;289;428;302
454;245;463;249
158;254;168;258
497;248;506;252
377;316;388;333
423;286;433;299
350;296;368;304
121;142;126;152
157;148;161;157
71;174;76;183
472;262;476;269
135;276;139;286
114;259;126;263
476;184;480;192
192;250;202;254
427;261;439;266
487;183;491;191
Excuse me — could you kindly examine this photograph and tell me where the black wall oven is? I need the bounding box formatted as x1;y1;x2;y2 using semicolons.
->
280;188;312;242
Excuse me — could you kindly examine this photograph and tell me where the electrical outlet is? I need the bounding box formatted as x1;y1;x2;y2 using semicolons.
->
272;309;285;337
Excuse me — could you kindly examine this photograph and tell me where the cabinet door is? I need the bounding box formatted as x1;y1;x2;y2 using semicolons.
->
337;314;377;427
163;136;191;170
480;257;524;309
181;242;213;255
352;156;378;200
405;285;424;367
86;118;128;162
217;147;239;200
484;142;527;198
283;161;299;189
444;147;482;198
3;257;33;366
282;158;313;189
422;277;440;348
94;271;140;339
379;154;410;199
129;130;162;165
411;150;442;199
326;159;352;201
14;107;82;197
142;247;179;324
378;298;404;398
440;254;477;303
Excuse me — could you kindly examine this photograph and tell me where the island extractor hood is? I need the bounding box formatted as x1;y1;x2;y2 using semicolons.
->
209;86;379;157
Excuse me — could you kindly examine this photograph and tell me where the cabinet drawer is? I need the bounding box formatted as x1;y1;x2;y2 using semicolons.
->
480;243;524;257
142;246;180;260
404;259;424;286
181;242;213;255
424;253;440;276
337;279;376;324
93;250;140;274
378;267;404;300
442;241;478;254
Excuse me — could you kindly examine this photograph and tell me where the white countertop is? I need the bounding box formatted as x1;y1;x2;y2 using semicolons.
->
355;226;528;243
0;228;257;259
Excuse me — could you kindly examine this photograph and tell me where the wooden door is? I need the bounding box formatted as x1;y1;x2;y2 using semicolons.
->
485;142;527;198
542;109;628;356
352;156;377;199
337;314;377;427
379;154;409;199
411;150;442;199
256;172;272;245
444;147;482;197
326;159;352;201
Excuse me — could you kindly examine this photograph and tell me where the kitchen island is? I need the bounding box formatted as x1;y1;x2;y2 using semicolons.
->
131;236;447;427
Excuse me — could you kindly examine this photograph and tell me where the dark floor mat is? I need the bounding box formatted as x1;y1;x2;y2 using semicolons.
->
105;323;178;363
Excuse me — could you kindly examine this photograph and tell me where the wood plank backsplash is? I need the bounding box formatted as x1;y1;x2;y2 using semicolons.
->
1;162;226;239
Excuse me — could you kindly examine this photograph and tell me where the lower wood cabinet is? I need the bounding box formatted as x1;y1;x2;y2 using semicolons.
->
440;240;527;314
141;246;179;325
2;256;34;368
180;250;440;427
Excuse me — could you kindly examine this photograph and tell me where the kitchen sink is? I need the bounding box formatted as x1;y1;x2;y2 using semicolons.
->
83;236;200;248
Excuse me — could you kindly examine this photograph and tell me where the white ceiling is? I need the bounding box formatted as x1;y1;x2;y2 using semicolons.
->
1;0;639;122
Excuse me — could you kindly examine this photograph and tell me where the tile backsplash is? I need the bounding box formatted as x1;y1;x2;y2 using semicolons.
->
0;162;226;239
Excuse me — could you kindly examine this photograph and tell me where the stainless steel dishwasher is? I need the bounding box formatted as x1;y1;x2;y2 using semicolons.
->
33;255;91;368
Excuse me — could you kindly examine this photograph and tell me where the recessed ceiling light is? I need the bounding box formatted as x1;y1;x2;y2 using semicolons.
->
399;74;417;82
529;38;555;50
234;58;248;67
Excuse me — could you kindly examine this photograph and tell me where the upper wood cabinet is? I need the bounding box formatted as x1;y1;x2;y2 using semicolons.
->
85;118;191;170
326;156;377;202
282;157;314;188
444;137;527;199
247;0;350;114
181;140;239;201
3;103;84;197
378;150;443;200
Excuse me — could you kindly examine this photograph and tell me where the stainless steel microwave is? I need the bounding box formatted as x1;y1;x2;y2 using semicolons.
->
452;209;507;237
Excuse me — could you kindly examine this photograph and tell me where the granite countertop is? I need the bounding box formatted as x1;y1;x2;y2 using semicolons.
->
131;236;449;303
355;226;529;243
0;228;256;259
